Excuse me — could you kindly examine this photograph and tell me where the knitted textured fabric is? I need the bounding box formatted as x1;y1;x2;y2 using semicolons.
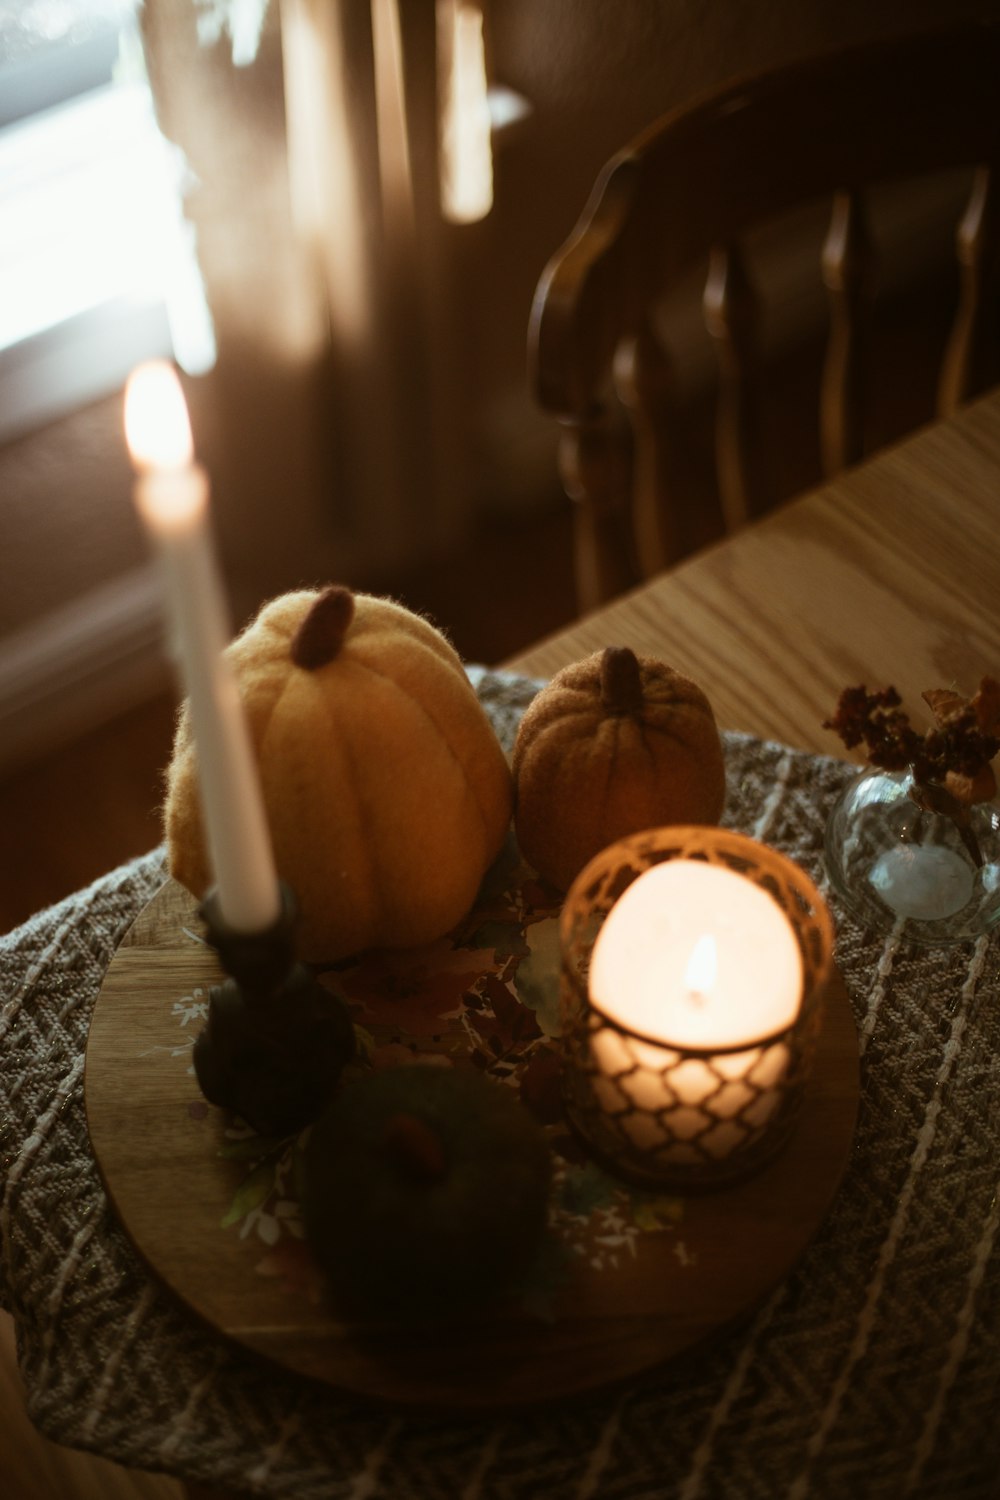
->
1;668;999;1499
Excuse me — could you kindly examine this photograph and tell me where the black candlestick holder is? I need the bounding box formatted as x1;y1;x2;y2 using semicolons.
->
193;882;355;1138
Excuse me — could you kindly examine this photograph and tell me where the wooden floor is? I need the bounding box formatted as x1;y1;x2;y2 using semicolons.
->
0;1315;185;1500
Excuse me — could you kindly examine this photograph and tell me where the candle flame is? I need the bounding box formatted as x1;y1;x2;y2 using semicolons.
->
124;361;194;471
684;933;717;997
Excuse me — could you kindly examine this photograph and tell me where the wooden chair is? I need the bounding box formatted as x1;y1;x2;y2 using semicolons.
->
528;23;1000;613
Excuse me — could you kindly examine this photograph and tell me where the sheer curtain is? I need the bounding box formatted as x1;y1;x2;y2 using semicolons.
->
138;0;469;624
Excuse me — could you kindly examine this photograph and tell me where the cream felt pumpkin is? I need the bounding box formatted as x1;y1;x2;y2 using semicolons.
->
165;586;513;962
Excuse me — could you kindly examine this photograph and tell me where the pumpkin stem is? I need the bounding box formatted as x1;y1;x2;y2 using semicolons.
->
600;646;644;715
290;586;355;669
382;1112;448;1182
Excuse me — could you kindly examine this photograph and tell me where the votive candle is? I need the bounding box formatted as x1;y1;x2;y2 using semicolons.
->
588;859;803;1157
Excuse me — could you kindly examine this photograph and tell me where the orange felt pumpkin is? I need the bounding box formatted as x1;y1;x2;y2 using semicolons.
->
165;586;513;962
512;646;726;890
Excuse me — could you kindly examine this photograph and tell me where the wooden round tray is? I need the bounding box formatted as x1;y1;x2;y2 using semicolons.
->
85;867;859;1409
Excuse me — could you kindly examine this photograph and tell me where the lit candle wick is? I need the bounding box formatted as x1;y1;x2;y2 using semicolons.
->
684;933;717;1006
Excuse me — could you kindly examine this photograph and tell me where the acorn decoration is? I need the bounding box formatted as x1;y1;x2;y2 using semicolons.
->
301;1067;552;1319
512;647;726;890
165;586;513;963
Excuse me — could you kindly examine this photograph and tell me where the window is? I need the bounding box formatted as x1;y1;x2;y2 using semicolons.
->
0;1;214;444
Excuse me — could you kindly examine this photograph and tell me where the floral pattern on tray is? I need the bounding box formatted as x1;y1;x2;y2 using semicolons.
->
171;832;693;1315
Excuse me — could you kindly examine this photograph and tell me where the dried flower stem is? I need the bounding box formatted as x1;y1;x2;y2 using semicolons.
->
824;676;1000;867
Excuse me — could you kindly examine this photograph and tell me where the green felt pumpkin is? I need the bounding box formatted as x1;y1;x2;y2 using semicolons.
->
301;1066;552;1319
165;586;513;962
512;646;726;890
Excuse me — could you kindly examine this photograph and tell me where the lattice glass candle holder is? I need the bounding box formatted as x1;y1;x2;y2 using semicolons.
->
559;826;834;1190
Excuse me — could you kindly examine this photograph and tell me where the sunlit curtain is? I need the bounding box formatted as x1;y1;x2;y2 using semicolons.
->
138;0;473;622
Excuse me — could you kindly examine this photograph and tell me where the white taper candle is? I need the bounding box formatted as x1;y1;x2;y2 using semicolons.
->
125;361;282;933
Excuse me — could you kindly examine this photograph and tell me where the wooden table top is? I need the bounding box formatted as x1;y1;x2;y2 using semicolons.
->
504;389;1000;760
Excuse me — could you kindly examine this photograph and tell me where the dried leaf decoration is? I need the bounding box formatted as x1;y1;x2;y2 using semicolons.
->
921;676;1000;805
825;675;1000;806
923;677;1000;737
943;763;996;806
921;687;967;724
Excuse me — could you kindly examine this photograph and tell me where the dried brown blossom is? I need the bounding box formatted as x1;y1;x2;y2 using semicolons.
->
824;677;1000;805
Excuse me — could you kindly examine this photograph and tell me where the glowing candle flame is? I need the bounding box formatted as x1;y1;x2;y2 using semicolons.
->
124;360;194;471
684;933;718;997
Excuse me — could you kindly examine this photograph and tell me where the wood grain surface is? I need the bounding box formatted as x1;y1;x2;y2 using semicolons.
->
85;879;858;1409
504;389;1000;757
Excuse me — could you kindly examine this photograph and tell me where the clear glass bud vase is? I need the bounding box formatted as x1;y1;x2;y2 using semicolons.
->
824;766;1000;944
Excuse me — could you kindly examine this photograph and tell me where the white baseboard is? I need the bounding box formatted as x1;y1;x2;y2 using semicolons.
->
0;564;173;778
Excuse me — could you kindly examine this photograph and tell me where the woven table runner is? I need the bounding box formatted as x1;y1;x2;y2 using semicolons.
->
1;668;998;1499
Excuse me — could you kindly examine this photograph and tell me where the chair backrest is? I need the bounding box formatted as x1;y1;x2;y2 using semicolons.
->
528;23;1000;612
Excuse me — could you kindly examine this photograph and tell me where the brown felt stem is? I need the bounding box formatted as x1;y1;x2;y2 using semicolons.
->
290;586;356;669
600;646;644;715
382;1112;448;1181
